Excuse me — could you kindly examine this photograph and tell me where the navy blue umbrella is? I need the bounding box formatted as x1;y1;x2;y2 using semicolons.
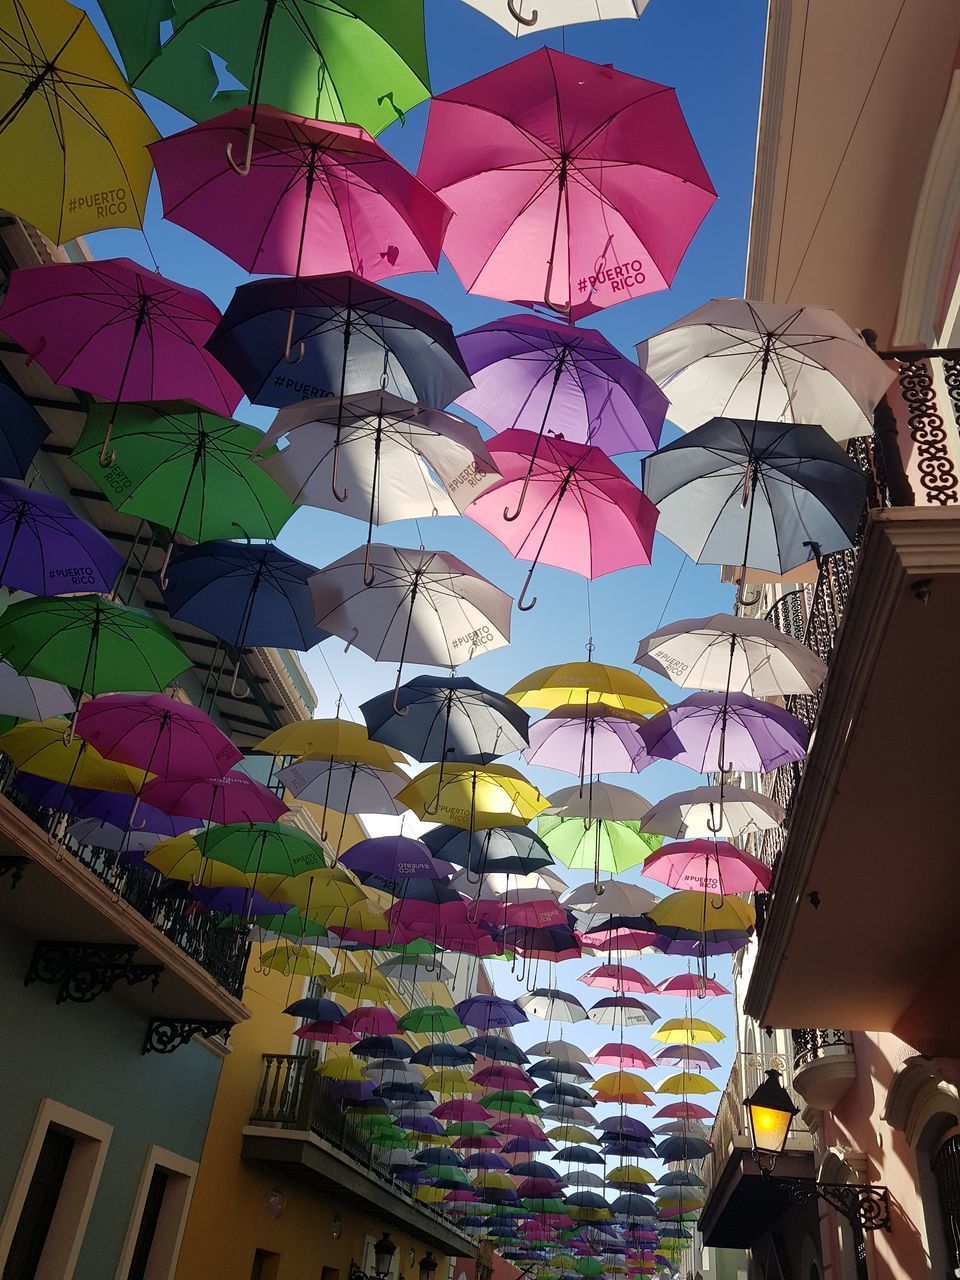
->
656;1135;713;1161
611;1193;656;1219
463;1034;529;1064
350;1036;412;1061
283;997;346;1021
422;823;553;875
409;1044;475;1068
0;365;48;480
533;1082;593;1105
556;1145;604;1165
601;1139;657;1158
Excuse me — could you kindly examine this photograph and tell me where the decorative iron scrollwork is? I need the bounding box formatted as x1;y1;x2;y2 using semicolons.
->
25;940;163;1004
778;1178;890;1231
897;358;959;506
142;1017;234;1054
0;854;27;887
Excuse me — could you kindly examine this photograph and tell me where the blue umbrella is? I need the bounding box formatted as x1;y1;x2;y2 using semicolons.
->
556;1146;604;1165
351;1036;412;1061
284;997;346;1021
0;365;48;479
656;1135;713;1161
423;824;553;875
611;1194;656;1219
601;1139;657;1158
415;1147;463;1166
361;674;529;765
463;1035;529;1064
410;1044;475;1068
162;539;329;653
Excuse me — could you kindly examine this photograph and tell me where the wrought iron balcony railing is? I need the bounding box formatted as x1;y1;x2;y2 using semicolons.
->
791;1028;854;1071
0;772;250;997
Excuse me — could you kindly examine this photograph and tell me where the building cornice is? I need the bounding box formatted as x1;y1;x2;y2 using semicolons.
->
744;0;794;299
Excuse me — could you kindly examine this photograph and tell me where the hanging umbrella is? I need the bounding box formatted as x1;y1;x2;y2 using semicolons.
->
259;944;331;979
0;660;72;722
466;432;657;609
641;840;771;895
0;0;157;244
277;758;407;821
638;692;807;774
647;892;755;936
71;403;295;574
75;693;241;782
141;772;288;825
0;259;242;466
652;1019;725;1047
590;1044;655;1070
641;784;785;841
508;663;664;717
423;825;553;876
0;479;122;596
97;0;431;141
254;392;498;535
310;545;512;709
340;836;442;883
562;885;658;924
538;814;659;880
0;595;190;703
588;998;658;1028
637;298;895;441
642;418;869;599
606;1167;655;1188
516;990;587;1023
456;996;527;1031
254;718;403;770
151;108;448;289
207;273;471;413
656;975;729;999
0;719;147;793
524;704;653;777
464;1036;529;1065
463;1;648;32
655;1073;719;1098
530;1059;593;1083
417;48;714;317
0;364;47;481
655;1103;714;1122
634;612;827;699
456;313;665;459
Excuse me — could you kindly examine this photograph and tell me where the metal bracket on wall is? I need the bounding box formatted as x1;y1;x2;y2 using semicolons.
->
142;1017;234;1055
25;940;163;1004
0;854;27;888
778;1179;891;1231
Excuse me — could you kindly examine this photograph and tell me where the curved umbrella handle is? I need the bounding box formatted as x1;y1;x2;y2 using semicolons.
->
507;0;538;25
735;580;762;609
226;122;256;176
391;665;409;717
343;627;359;654
516;567;538;612
158;540;175;591
362;540;376;588
98;420;116;469
705;801;725;835
331;438;349;504
283;309;304;365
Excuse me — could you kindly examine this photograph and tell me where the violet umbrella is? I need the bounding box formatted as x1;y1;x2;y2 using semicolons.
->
0;258;242;466
0;479;122;596
523;703;652;777
638;692;808;775
466;431;657;610
456;995;528;1031
339;836;442;882
10;772;195;839
417;48;715;317
456;313;665;458
653;1046;721;1069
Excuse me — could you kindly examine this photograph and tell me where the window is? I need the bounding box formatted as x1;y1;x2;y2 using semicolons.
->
0;1099;112;1280
115;1146;197;1280
932;1130;960;1274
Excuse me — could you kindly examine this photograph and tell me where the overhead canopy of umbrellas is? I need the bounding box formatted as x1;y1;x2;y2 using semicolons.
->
0;2;897;1274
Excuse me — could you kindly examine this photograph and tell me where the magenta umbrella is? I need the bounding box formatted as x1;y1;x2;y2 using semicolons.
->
141;770;288;824
641;839;771;895
638;692;808;775
75;693;242;782
417;48;715;317
466;430;657;610
0;259;242;466
523;703;652;775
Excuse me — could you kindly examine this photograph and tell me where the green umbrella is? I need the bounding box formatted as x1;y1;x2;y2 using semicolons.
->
444;1121;494;1138
0;596;190;701
537;814;662;875
397;1005;463;1034
421;1165;471;1185
479;1091;541;1116
523;1198;569;1215
97;0;431;143
72;403;296;582
576;1259;603;1276
195;824;327;877
250;910;329;940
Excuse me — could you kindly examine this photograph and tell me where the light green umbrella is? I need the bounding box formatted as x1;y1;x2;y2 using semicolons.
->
97;0;431;144
397;1005;463;1034
537;814;662;875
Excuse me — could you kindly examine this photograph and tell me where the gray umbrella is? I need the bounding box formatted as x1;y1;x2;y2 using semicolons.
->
642;417;867;597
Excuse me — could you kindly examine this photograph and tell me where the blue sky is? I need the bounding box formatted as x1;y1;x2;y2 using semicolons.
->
79;0;767;1087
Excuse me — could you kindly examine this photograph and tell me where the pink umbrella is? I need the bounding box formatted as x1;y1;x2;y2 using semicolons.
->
433;1100;492;1122
581;964;657;994
578;927;658;954
151;108;450;288
472;1065;536;1092
76;693;242;781
654;1102;714;1120
493;1116;544;1139
0;259;242;465
641;838;771;894
341;1007;400;1035
656;975;730;998
141;770;288;824
590;1043;656;1070
417;48;715;317
295;1020;357;1044
466;430;656;610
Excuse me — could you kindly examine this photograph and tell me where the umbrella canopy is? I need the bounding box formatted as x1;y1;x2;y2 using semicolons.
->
463;1;648;33
508;663;664;717
637;298;895;440
207;273;471;409
0;720;147;792
641;784;785;840
455;313;665;456
579;964;656;995
0;0;157;244
647;892;755;936
423;825;553;876
141;772;288;825
97;0;431;137
642;418;868;579
467;432;657;610
588;998;658;1028
254;718;403;769
0;660;73;722
0;364;47;481
75;693;241;781
399;763;546;831
277;758;408;818
524;704;652;777
590;1044;655;1070
340;837;441;882
417;48;714;316
151;108;448;283
641;840;771;895
635;612;827;698
0;479;122;596
456;996;527;1030
638;692;807;774
0;595;190;698
516;990;587;1023
652;1019;725;1047
657;976;730;999
538;816;660;878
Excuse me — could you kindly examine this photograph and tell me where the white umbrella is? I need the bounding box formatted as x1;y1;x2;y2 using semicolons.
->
66;818;166;853
560;881;658;918
310;544;512;711
637;298;894;441
588;997;658;1027
377;955;455;984
564;1169;607;1188
544;781;653;823
517;988;587;1022
642;784;785;840
635;611;826;698
277;758;407;817
0;658;73;720
462;0;647;34
449;868;565;901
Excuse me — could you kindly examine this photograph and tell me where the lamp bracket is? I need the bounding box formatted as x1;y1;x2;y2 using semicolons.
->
777;1178;890;1231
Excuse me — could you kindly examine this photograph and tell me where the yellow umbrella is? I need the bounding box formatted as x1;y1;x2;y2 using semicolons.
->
273;868;369;912
422;1071;472;1097
652;1018;725;1045
656;1071;720;1096
0;718;149;792
415;1186;447;1204
317;1057;368;1082
324;969;392;998
606;1166;656;1186
472;1170;514;1189
593;1070;654;1100
144;836;250;888
254;718;404;769
646;890;755;933
397;762;547;830
259;944;331;979
507;662;666;716
551;1256;576;1269
304;903;389;932
546;1125;598;1144
0;0;157;245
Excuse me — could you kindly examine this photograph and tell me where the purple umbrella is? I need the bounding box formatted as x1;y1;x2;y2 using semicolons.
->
162;883;293;916
638;691;808;775
654;1046;721;1070
0;479;122;595
456;313;666;458
339;836;443;882
399;1114;445;1135
455;995;528;1030
11;773;195;837
522;702;652;776
76;693;242;781
501;1137;555;1154
463;1152;510;1170
654;931;750;956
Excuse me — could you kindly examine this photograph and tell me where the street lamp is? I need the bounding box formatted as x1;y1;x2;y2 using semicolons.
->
373;1233;397;1279
418;1252;439;1280
743;1069;890;1280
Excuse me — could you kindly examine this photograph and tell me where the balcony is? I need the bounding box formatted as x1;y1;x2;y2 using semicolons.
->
791;1029;856;1112
699;1053;815;1248
245;1054;476;1258
743;352;960;1053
